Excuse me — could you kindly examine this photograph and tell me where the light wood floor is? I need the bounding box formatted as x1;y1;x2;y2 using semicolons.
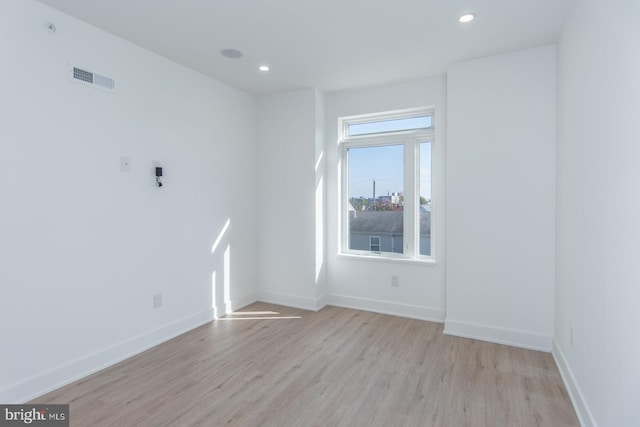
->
32;303;579;427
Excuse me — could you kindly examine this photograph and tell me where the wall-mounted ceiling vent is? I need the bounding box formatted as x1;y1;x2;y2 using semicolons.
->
70;65;115;92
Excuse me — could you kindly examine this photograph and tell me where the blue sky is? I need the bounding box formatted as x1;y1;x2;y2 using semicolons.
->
348;142;431;200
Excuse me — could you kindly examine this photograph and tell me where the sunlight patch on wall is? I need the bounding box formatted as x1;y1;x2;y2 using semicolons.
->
211;270;217;310
224;244;231;315
315;175;324;283
211;218;231;254
315;151;324;172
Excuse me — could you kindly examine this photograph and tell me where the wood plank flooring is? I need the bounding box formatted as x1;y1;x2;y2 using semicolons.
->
32;303;579;426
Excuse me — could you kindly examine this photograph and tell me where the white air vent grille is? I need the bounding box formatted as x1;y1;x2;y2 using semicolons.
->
94;73;115;90
73;67;93;84
70;65;115;92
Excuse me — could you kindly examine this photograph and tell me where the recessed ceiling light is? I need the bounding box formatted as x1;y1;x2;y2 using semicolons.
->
259;65;270;72
221;48;243;59
458;13;476;23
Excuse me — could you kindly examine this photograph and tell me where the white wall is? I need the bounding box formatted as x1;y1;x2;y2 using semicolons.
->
0;0;258;403
555;1;640;425
445;46;556;351
325;77;447;321
257;89;326;310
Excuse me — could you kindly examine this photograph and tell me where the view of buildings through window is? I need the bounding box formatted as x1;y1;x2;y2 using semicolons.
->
342;111;433;257
419;142;432;255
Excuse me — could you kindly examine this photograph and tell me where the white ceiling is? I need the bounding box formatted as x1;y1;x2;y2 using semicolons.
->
37;0;574;96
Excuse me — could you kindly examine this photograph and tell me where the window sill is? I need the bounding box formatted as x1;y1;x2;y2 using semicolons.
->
337;252;438;266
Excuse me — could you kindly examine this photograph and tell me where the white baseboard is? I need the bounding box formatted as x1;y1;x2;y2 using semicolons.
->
215;291;260;316
0;308;216;404
327;293;444;323
552;339;596;427
231;291;259;312
443;319;552;352
258;290;324;312
315;294;328;311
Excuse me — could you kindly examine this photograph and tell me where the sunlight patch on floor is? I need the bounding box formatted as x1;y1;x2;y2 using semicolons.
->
218;316;302;321
220;309;302;320
227;311;281;316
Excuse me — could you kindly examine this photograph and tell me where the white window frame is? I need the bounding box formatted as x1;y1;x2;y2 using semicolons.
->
339;107;435;262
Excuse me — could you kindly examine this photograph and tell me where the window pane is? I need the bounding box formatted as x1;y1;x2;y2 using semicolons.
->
419;142;432;256
369;236;381;252
347;115;432;136
348;145;404;254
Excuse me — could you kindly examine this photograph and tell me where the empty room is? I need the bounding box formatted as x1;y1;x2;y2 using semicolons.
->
1;0;638;426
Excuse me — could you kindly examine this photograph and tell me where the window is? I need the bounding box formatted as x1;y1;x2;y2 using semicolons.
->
347;116;432;136
419;141;432;256
340;108;434;260
369;236;381;252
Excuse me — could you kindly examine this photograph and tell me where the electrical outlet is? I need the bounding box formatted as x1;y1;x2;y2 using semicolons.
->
570;327;574;346
391;275;399;287
153;293;162;309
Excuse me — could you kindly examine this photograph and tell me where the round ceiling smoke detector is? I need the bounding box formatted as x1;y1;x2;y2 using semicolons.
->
44;22;57;34
220;49;243;59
